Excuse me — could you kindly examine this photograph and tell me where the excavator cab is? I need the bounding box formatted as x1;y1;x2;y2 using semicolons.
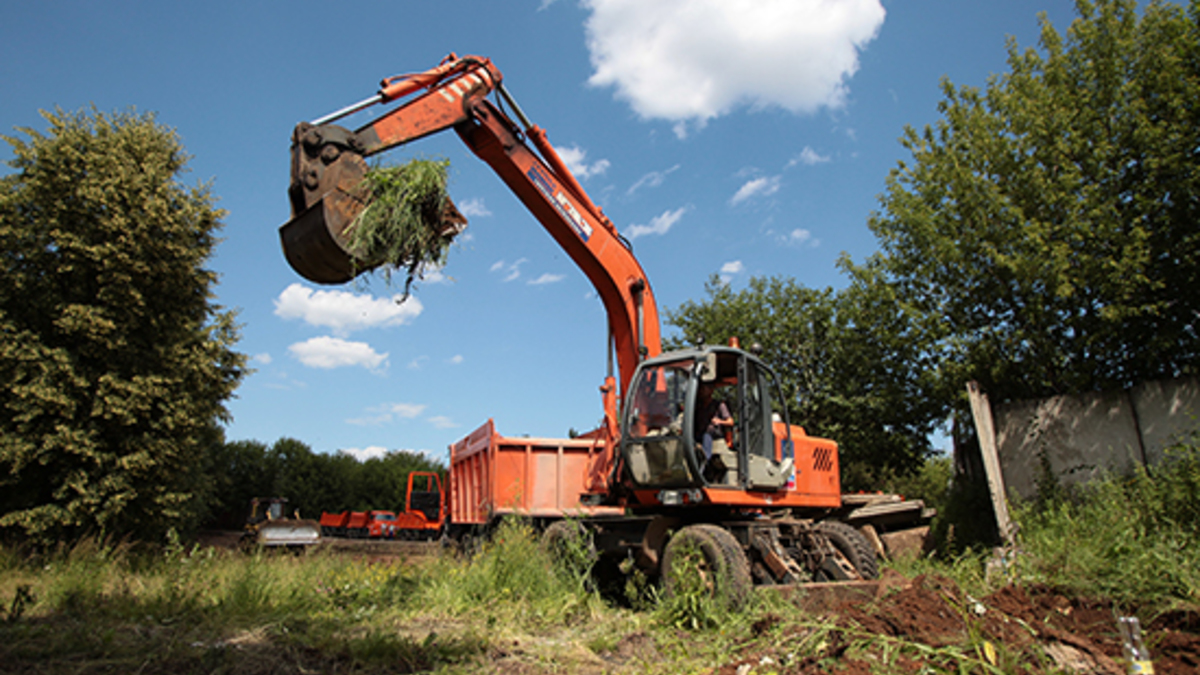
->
619;346;795;495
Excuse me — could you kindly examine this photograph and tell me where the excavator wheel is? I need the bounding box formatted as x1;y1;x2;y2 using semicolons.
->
692;524;752;606
660;524;752;610
817;520;878;580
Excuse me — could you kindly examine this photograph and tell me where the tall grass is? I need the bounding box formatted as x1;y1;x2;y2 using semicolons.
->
413;518;606;628
1009;441;1200;609
0;518;632;673
4;451;1198;673
889;439;1200;611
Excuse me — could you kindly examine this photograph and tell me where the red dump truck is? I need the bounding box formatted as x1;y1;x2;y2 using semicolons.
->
319;510;397;539
318;471;448;540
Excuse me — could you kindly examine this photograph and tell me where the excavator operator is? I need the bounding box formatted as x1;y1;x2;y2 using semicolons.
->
696;381;733;460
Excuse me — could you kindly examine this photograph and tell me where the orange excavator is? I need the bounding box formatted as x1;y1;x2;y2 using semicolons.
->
280;54;881;602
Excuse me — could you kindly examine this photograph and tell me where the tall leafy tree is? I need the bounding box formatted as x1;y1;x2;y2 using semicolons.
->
0;108;246;543
859;0;1200;405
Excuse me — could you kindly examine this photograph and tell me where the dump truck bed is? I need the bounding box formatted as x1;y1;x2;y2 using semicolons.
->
449;419;623;525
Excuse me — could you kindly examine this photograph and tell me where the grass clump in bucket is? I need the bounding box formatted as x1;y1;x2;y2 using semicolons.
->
346;157;466;296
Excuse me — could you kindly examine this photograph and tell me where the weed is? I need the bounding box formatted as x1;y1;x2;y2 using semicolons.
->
1008;443;1200;610
5;585;34;622
347;157;461;295
655;540;728;631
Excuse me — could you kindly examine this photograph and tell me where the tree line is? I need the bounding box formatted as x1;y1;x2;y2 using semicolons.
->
206;438;444;530
3;0;1196;543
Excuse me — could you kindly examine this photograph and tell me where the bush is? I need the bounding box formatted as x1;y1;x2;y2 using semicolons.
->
1010;441;1200;609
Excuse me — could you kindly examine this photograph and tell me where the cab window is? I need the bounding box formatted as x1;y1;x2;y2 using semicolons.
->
624;360;695;486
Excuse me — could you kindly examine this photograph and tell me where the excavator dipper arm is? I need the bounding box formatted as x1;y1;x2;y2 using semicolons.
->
281;54;661;453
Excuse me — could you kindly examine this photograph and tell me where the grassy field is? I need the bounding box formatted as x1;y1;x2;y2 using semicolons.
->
2;445;1197;674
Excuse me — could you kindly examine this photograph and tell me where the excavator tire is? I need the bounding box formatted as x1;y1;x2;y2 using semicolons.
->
818;520;879;580
661;524;752;610
692;524;752;607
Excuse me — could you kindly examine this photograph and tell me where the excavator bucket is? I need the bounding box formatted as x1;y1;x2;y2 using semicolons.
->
280;121;468;285
280;122;376;284
280;189;372;285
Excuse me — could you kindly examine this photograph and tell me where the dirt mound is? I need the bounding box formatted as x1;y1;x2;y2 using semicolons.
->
721;575;1200;674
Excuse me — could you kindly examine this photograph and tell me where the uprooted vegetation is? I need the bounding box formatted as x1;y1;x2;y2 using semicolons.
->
346;157;466;294
1;448;1199;674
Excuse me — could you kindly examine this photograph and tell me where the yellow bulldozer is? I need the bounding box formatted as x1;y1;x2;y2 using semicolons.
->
240;497;321;550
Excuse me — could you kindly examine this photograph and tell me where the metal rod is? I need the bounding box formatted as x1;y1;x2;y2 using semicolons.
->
310;93;384;126
607;317;614;380
634;281;646;361
497;83;533;130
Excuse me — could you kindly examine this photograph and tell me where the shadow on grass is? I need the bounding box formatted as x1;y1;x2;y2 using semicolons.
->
0;610;488;675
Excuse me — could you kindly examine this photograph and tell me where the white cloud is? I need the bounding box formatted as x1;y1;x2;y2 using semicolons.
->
528;273;566;286
288;336;387;371
341;446;389;462
448;354;464;365
458;198;492;217
345;412;391;426
491;258;528;282
627;206;688;239
274;283;422;336
627;164;680;195
388;402;427;419
251;352;272;365
719;260;744;285
583;0;886;126
346;402;427;426
730;176;781;205
671;121;696;140
428;415;458;429
785;228;820;248
787;146;831;167
557;145;611;179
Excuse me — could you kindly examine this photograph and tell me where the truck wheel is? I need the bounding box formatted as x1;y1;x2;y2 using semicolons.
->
542;520;597;579
661;524;751;610
817;520;878;580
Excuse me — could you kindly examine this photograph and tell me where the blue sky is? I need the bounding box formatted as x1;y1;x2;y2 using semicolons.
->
2;0;1080;463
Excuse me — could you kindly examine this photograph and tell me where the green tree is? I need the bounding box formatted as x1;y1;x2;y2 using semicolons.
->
0;108;246;543
860;0;1200;406
268;438;328;519
206;439;277;529
353;450;445;512
667;275;941;486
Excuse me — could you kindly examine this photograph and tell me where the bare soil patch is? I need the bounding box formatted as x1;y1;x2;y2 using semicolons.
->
720;574;1199;674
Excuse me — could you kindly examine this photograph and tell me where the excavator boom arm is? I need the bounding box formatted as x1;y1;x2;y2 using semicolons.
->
281;54;662;447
